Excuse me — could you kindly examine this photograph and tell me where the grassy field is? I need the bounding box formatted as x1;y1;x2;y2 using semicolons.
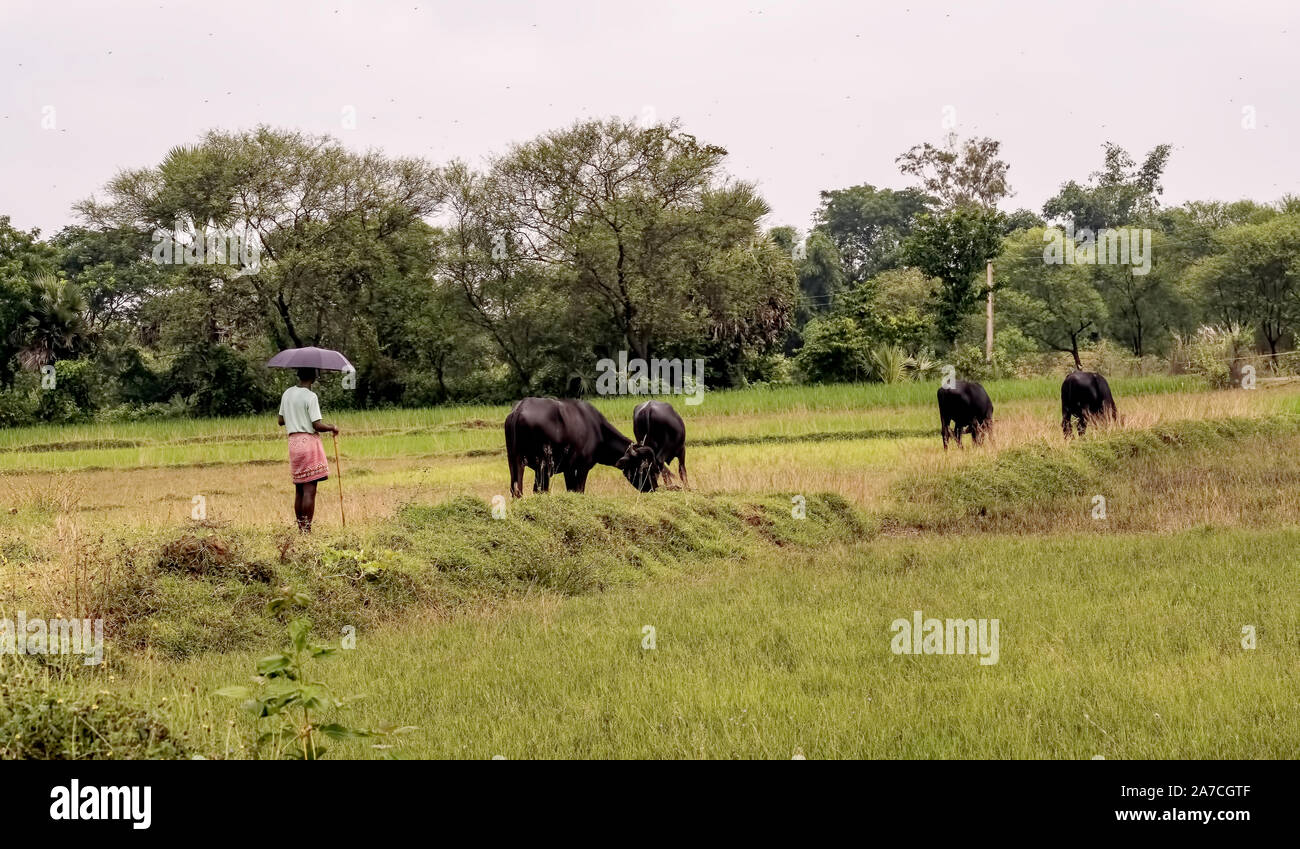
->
3;375;1300;759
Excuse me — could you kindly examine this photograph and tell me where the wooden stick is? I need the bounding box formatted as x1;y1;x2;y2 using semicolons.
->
332;431;346;528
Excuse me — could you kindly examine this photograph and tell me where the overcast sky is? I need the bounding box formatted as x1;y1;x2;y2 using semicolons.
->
1;0;1296;236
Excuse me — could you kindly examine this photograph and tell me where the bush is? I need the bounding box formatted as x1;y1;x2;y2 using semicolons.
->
0;660;188;759
1172;325;1254;388
165;343;272;417
35;359;96;424
795;315;872;383
0;376;39;427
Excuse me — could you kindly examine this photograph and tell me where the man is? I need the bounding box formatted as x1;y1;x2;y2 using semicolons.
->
277;367;339;532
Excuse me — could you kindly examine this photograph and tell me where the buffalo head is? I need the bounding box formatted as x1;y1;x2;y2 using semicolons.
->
615;442;661;492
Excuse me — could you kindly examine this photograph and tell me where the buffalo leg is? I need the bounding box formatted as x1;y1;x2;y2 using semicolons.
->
535;445;555;493
676;449;688;490
564;466;589;493
510;458;525;499
1062;414;1073;439
941;419;951;451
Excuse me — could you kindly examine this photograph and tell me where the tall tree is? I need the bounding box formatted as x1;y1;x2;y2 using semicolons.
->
812;185;932;285
1189;213;1300;359
900;205;1005;347
1043;142;1172;230
78;127;442;354
896;133;1012;210
999;228;1107;369
490;118;795;367
0;217;62;383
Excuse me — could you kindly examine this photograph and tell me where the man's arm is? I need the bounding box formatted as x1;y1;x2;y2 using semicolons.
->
312;419;339;435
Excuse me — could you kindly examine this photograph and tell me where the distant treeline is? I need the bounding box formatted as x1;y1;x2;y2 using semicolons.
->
1;120;1297;425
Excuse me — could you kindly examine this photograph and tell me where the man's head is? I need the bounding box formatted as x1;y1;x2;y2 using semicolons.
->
296;366;318;384
615;442;661;492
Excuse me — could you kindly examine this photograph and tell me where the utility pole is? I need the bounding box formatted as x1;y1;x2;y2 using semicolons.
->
985;260;994;363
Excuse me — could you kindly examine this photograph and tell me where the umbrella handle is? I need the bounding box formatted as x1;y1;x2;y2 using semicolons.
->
332;431;345;528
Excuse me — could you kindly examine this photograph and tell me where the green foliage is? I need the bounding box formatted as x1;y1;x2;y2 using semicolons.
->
217;590;411;759
812;184;933;284
1189;213;1300;356
1043;142;1172;230
164;344;271;417
0;660;188;759
998;227;1108;369
1173;324;1254;388
35;359;97;424
901;205;1005;346
793;315;872;383
869;344;908;384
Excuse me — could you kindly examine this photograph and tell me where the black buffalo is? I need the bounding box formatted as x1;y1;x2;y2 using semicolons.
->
938;380;994;449
1061;371;1117;437
616;400;688;492
504;397;634;497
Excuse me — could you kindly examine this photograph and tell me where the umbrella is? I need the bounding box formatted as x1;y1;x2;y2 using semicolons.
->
266;346;353;372
267;346;351;527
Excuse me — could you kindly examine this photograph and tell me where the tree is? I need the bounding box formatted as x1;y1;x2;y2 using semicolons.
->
900;206;1005;347
895;133;1012;210
489;118;796;374
1189;213;1300;359
1091;230;1188;357
0;216;62;384
998;228;1107;370
15;274;91;370
1043;142;1172;230
811;185;932;285
79;127;442;355
836;267;938;351
769;225;844;336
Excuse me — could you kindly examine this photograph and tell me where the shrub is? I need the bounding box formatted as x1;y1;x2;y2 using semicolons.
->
795;315;872;383
0;660;188;759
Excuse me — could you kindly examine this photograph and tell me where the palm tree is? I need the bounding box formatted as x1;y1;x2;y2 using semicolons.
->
16;275;90;370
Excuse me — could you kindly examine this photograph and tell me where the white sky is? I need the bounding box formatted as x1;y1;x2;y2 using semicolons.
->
1;0;1296;236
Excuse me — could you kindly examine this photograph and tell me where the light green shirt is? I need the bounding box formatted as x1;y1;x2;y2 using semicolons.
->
279;386;322;434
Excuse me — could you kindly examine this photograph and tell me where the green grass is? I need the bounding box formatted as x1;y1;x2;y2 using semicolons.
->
71;492;866;659
0;376;1206;472
117;528;1299;759
6;376;1300;760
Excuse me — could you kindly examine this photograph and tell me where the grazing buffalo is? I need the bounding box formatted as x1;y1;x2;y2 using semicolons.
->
1061;370;1117;437
938;380;994;450
504;397;634;497
616;400;688;492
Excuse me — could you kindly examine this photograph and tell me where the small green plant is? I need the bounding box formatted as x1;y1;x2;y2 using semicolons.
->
869;344;908;384
216;589;413;759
